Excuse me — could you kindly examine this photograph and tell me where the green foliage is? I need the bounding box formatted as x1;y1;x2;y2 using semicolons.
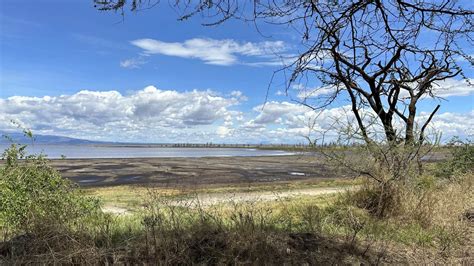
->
0;131;470;263
325;204;370;244
0;141;101;235
436;138;474;178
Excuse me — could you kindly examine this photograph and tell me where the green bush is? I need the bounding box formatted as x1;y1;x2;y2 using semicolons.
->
0;141;100;235
436;138;474;178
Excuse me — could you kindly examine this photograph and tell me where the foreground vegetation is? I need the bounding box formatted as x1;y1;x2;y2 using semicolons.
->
0;140;473;264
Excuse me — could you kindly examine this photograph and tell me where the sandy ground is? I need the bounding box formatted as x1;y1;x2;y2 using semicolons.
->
169;186;354;206
101;186;354;214
50;155;350;188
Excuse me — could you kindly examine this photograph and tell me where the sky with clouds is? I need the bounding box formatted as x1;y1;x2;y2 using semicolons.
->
0;0;473;144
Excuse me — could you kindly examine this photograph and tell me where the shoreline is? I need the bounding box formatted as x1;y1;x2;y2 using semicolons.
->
44;152;301;160
0;144;300;159
49;155;346;188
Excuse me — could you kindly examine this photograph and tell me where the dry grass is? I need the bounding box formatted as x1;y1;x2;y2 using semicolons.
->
1;150;472;265
2;172;472;264
83;178;362;211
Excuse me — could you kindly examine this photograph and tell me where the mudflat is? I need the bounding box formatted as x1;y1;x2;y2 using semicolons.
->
49;155;347;188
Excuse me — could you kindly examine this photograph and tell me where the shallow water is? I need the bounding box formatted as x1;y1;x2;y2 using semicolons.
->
0;144;294;159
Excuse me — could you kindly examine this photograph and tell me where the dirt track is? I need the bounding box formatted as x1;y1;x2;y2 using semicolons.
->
50;155;349;188
102;186;354;214
172;186;354;206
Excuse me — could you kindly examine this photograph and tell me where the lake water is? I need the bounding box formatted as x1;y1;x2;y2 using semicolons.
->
0;144;294;159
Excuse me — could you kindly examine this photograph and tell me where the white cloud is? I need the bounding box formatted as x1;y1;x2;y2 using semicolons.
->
293;78;473;101
242;54;298;67
120;57;147;69
242;101;473;143
431;78;474;97
421;110;474;140
216;126;233;137
0;86;245;142
234;103;352;143
1;90;471;143
292;84;338;100
130;38;286;66
253;101;310;125
396;78;474;100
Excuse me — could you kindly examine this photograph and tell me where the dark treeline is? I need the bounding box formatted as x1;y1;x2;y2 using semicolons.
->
107;142;353;149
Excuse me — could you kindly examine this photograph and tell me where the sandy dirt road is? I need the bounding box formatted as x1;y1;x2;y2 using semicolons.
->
102;186;355;214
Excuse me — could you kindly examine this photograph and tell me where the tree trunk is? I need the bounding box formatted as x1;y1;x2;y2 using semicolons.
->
380;113;397;144
405;100;417;145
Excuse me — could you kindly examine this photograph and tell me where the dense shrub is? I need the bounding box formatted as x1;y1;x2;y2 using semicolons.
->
0;133;471;263
436;138;474;178
0;141;100;236
344;182;403;218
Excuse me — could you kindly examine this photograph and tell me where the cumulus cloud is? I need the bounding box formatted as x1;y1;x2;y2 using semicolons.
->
0;86;244;142
1;89;471;143
241;101;473;143
431;78;474;97
253;101;309;125
422;110;474;140
130;38;286;66
216;126;233;137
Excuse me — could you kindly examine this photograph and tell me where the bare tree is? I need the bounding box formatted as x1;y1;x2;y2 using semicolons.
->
95;0;472;147
94;0;473;217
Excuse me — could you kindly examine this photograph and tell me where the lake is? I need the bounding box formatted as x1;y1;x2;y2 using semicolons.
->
0;144;294;159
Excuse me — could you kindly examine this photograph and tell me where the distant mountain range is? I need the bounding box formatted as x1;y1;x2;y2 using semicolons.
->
0;132;296;146
0;132;103;144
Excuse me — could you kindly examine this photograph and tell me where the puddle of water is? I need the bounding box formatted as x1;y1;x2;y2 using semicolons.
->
78;179;99;183
290;172;305;176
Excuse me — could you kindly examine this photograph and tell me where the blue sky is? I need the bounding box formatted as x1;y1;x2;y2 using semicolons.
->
0;0;473;143
0;1;284;104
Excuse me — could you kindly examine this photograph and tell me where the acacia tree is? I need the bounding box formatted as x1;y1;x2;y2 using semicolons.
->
95;0;472;155
95;0;472;146
94;0;472;217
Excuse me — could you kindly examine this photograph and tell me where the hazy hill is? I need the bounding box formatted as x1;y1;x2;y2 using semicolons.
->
0;132;100;145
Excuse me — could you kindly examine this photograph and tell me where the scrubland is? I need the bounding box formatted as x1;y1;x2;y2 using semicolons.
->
0;142;472;264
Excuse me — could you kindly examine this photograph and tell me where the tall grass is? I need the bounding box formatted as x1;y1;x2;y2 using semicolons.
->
0;137;472;264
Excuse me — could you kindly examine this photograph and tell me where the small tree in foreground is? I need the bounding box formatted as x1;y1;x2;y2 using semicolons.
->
0;132;100;237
